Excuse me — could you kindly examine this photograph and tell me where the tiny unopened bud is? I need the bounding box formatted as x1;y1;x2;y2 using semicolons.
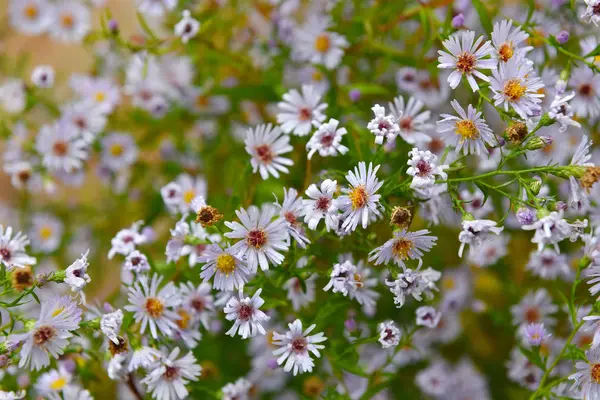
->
556;30;569;44
108;19;119;34
17;373;30;388
344;318;357;332
349;89;361;102
529;179;542;196
505;122;528;143
525;136;552;151
581;166;600;191
266;358;278;369
390;206;412;229
452;13;465;29
497;137;506;147
516;207;536;225
62;358;77;373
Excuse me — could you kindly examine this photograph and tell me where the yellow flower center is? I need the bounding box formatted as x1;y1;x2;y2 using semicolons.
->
312;70;324;82
52;306;65;318
183;190;196;204
455;120;479;140
176;309;191;329
392;238;414;260
39;226;53;240
314;34;331;53
216;254;236;276
94;91;106;103
498;42;514;62
145;297;164;318
196;95;209;108
349;185;368;210
24;4;38;19
110;144;124;157
442;277;455;290
592;364;600;384
50;376;68;390
61;13;74;28
503;79;527;102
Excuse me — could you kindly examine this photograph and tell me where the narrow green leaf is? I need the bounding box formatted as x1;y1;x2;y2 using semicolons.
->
472;0;493;33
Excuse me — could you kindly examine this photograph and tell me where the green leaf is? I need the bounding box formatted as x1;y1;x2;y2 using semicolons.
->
472;0;492;33
585;45;600;58
564;344;587;362
518;345;546;370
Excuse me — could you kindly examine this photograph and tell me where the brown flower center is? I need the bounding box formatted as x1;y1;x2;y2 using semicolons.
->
456;52;476;74
592;364;600;384
53;141;69;156
503;79;527;102
238;304;254;321
315;197;331;211
392;238;414;260
525;307;540;323
255;144;273;164
292;337;308;353
34;325;56;345
498;42;514;62
247;229;267;249
145;297;165;318
349;185;368;210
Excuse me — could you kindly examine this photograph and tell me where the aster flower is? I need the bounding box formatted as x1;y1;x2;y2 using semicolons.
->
323;260;360;297
303;179;339;231
568;135;595;211
292;16;349;70
522;323;550;346
367;104;401;145
490;57;545;119
570;66;600;121
224;205;290;272
437;100;496;156
36;121;88;173
9;0;54;35
60;101;107;144
124;249;151;274
526;248;571;281
568;344;600;398
245;124;294;180
467;233;508;267
198;244;250;291
141;347;202;400
0;79;26;114
101;132;138;171
49;1;91;43
389;96;433;145
0;225;36;271
100;309;124;345
378;320;402;348
31;65;54;88
222;378;253;400
0;390;25;400
11;295;82;370
437;30;496;91
108;220;147;259
548;91;581;132
284;275;317;311
35;367;72;398
522;210;580;253
174;10;200;43
369;229;437;269
581;0;600;25
277;85;327;136
179;281;214;330
406;148;448;192
124;273;181;339
511;288;557;330
416;306;442;328
385;267;441;308
337;162;383;232
491;19;532;64
64;250;91;303
224;287;270;339
272;319;327;376
306;118;349;159
29;212;63;254
458;219;504;258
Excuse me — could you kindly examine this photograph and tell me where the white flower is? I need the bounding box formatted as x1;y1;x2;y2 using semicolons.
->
389;96;433;145
369;229;438;269
225;205;290;272
437;30;496;91
323;260;359;297
222;378;252;400
522;210;578;253
511;288;557;329
416;306;442;328
64;250;91;303
272;319;327;375
337;162;383;232
60;101;107;144
36;121;88;173
570;65;600;121
306;118;349;159
9;0;54;35
581;0;600;25
62;385;93;400
35;367;72;397
101;132;138;171
490;57;545;120
548;91;581;132
108;220;147;259
174;10;199;43
367;104;401;145
198;244;250;291
49;1;91;43
0;390;25;400
124;250;151;274
70;74;121;114
292;16;348;69
107;352;128;380
437;100;496;156
458;219;504;258
128;346;162;372
179;282;214;330
141;347;202;400
224;287;270;339
29;213;64;254
10;295;82;370
277;85;327;136
284;274;317;311
0;225;36;271
31;65;55;88
101;309;124;345
303;179;339;231
124;274;181;339
274;187;309;248
378;320;401;348
491;19;532;64
526;249;571;281
385;267;441;308
467;234;508;267
406;148;448;191
245;124;294;180
0;79;26;114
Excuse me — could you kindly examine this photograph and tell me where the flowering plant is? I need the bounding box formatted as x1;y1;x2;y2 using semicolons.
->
1;0;600;399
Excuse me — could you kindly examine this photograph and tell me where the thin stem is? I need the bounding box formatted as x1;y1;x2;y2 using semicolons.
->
126;374;144;400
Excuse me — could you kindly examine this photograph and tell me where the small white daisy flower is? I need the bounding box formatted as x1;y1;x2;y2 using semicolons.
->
245;124;294;180
272;319;327;375
31;65;55;88
437;100;496;156
101;132;138;171
521;210;578;253
416;306;442;328
35;367;72;397
581;0;600;25
292;16;348;70
141;347;202;400
337;162;383;232
36;121;88;173
179;282;214;330
437;30;496;91
29;213;63;254
222;378;253;400
224;287;270;339
367;104;401;145
385;267;441;308
303;179;339;231
284;274;317;311
406;148;448;192
323;260;359;297
198;244;250;291
511;288;557;329
490;57;545;120
525;248;571;281
124;249;151;274
378;320;401;348
458;219;504;258
108;220;147;259
174;10;200;43
64;249;91;303
136;0;178;17
0;225;36;271
9;0;54;35
49;1;91;43
389;96;433;145
491;19;532;64
100;309;124;345
224;205;290;272
277;85;327;136
369;229;438;269
124;273;181;339
306;118;349;159
570;66;600;122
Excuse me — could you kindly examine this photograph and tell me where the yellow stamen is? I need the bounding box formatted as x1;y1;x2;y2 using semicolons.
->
314;34;330;53
216;254;236;276
455;120;479;140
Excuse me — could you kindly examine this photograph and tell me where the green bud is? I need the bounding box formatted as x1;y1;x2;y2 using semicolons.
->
24;319;36;331
462;213;475;221
536;208;551;219
524;136;552;151
530;180;542;195
537;114;555;127
50;270;66;283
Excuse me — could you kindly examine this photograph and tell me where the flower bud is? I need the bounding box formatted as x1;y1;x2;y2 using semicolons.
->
516;207;536;225
524;136;552;151
390;206;412;229
349;89;361;102
529;179;542;196
344;318;357;332
505;122;528;143
556;30;569;44
452;13;465;29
